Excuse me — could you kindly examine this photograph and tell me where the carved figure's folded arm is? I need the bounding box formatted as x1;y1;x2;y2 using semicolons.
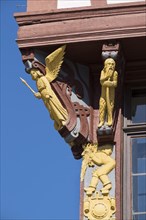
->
100;70;109;85
102;81;114;87
101;71;118;88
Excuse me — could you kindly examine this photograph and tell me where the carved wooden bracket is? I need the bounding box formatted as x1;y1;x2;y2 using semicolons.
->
20;43;124;159
21;48;34;62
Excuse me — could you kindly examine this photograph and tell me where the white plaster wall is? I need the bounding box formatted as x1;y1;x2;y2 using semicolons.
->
107;0;145;4
57;0;91;9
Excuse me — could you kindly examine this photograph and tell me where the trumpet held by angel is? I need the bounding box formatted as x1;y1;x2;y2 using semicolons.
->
21;45;68;130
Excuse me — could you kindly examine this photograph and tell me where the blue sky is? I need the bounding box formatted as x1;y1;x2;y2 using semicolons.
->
0;1;81;219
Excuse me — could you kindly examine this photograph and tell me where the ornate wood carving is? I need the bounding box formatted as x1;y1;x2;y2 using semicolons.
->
20;43;124;161
20;42;125;220
21;49;93;159
97;42;123;145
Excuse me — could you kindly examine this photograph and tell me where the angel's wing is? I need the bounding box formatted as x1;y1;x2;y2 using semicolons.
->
45;45;66;82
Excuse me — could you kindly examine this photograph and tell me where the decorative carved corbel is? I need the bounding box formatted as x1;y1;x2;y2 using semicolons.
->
102;42;120;61
21;48;34;62
20;45;92;159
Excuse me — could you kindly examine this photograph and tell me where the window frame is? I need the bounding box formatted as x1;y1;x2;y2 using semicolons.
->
123;85;146;220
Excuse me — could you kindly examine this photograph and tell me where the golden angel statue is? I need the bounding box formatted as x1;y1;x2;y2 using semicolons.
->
21;45;68;130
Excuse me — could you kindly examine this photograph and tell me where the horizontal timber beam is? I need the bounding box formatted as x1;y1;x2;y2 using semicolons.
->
14;4;146;48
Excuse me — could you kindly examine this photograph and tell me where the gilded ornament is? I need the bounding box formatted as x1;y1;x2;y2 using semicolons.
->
98;58;118;128
81;143;116;220
84;192;116;220
81;143;115;195
21;45;68;130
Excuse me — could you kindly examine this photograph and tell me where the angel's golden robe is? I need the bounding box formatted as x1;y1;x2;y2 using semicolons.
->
36;76;68;130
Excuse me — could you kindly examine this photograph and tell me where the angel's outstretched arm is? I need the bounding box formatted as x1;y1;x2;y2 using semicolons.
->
34;92;42;99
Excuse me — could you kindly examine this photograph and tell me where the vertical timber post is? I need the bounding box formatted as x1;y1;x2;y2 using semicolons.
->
80;42;124;220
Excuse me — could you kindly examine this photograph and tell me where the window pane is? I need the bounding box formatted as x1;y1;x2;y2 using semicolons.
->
132;138;146;174
133;175;146;212
133;214;146;220
131;89;146;123
132;97;146;123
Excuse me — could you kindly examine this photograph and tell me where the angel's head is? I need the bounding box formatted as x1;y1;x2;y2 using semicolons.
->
25;60;46;80
30;68;43;81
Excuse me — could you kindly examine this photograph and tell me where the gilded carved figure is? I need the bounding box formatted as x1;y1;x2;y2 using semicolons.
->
21;45;68;130
81;143;116;220
81;143;115;195
98;58;118;128
30;69;68;130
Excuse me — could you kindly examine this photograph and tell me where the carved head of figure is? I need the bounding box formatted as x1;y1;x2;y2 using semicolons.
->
25;60;46;79
104;58;115;74
82;143;98;156
30;68;43;81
